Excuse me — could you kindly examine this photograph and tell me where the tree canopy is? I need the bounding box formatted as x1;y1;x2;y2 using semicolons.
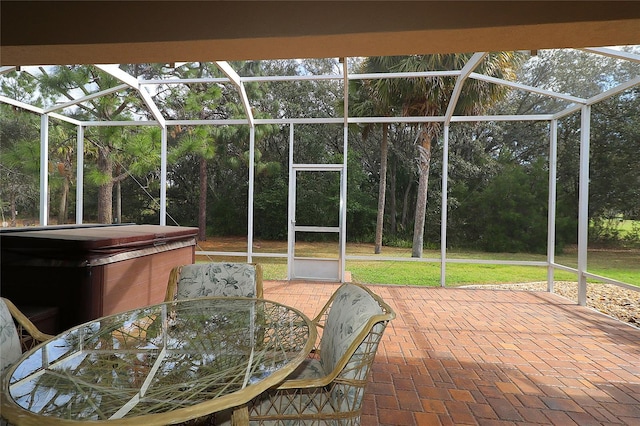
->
1;49;639;253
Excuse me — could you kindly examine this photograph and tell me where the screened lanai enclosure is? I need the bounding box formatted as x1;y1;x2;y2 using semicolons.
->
1;47;639;301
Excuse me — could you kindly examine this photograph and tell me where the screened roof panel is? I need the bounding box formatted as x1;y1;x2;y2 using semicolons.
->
1;47;639;126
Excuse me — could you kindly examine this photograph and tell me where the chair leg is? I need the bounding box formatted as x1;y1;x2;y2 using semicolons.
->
231;405;249;425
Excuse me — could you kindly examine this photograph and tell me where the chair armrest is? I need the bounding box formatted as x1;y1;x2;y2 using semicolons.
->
275;374;334;390
3;298;55;344
253;263;264;298
164;265;183;302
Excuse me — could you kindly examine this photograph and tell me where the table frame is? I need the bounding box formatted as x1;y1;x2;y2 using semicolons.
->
1;297;316;426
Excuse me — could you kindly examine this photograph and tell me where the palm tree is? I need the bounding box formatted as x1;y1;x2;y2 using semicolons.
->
49;123;76;224
351;59;401;254
365;53;523;257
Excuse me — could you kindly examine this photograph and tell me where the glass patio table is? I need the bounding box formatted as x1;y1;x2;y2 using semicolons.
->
1;297;316;426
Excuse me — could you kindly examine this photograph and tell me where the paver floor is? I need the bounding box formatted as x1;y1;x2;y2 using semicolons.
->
263;281;640;425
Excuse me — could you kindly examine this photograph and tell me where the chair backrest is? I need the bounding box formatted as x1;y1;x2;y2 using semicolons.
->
318;283;395;410
319;283;392;374
165;262;263;302
0;298;23;372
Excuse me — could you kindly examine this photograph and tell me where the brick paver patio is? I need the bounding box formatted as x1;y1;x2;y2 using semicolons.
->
263;281;640;425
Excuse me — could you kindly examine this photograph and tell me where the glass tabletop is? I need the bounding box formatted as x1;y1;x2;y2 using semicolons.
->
2;297;315;425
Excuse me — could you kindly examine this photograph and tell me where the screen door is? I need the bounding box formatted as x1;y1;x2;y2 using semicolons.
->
288;164;344;280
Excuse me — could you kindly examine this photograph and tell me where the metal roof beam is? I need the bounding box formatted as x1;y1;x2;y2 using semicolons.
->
0;95;81;124
470;73;586;104
450;114;553;122
350;70;459;80
140;70;459;86
553;104;583;120
48;112;82;126
553;75;640;120
26;115;557;128
81;120;159;127
95;64;139;88
167;119;250;126
215;61;254;127
44;83;129;113
138;87;166;127
581;47;640;63
141;77;229;85
95;64;166;127
142;74;340;85
444;52;488;125
587;75;640;105
0;95;43;114
0;66;17;75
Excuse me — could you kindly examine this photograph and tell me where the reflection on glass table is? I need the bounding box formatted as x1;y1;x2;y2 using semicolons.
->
1;297;316;426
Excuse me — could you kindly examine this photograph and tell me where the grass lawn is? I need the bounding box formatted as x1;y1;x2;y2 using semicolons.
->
347;261;576;287
196;238;640;287
619;219;638;234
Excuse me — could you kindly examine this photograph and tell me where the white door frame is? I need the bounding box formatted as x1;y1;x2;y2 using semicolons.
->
287;124;346;281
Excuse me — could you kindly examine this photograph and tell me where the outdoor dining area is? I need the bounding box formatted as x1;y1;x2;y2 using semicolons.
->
2;2;639;424
2;259;639;425
0;262;395;425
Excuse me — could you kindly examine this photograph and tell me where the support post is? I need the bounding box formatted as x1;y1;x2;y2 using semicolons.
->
440;125;450;287
247;126;256;263
75;125;84;224
547;120;558;292
577;106;591;306
39;114;49;226
340;125;348;282
160;126;167;226
287;124;295;280
340;57;349;282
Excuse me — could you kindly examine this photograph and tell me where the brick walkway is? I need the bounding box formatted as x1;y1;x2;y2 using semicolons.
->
263;281;640;426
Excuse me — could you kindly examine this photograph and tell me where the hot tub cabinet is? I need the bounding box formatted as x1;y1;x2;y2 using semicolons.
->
1;224;198;332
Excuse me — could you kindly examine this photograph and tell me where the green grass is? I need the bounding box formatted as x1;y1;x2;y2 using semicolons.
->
619;220;637;234
599;219;638;236
244;255;638;287
592;219;640;242
197;240;640;287
346;261;578;287
553;249;640;285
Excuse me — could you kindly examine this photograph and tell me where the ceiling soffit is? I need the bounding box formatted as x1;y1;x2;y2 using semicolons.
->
2;1;640;66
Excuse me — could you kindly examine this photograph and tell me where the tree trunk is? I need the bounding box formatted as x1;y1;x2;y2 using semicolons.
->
389;157;397;236
115;180;122;224
401;179;412;232
198;156;207;241
97;147;113;224
115;164;122;224
374;123;389;254
58;175;69;224
411;128;432;258
10;195;16;227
